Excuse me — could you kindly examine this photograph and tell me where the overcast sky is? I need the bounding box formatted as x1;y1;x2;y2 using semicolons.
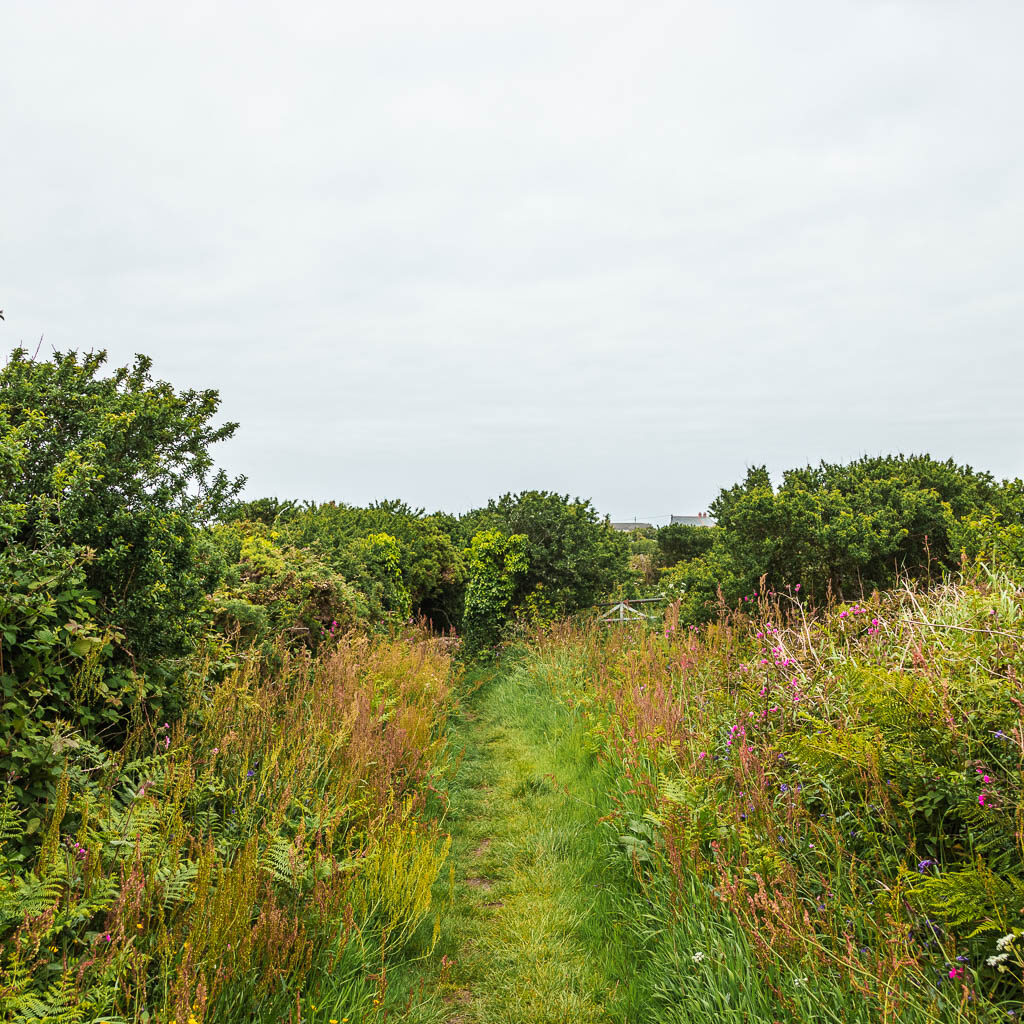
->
2;1;1022;522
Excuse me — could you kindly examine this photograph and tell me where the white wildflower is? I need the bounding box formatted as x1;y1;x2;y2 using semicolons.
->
996;932;1017;951
987;952;1010;967
691;951;705;963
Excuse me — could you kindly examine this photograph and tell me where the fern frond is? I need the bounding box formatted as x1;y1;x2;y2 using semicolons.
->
8;969;85;1024
0;784;22;860
908;861;1024;937
155;861;199;909
262;836;299;887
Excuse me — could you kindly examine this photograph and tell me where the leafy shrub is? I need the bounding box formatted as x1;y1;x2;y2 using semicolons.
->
654;522;718;568
953;512;1024;582
668;456;1024;622
208;521;367;654
459;491;628;616
0;348;241;804
346;531;413;620
262;500;466;627
1;348;241;665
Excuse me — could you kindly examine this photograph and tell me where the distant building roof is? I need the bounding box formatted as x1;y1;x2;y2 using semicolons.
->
611;521;654;532
670;514;716;527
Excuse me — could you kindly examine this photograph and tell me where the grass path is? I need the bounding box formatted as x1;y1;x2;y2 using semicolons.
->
422;665;621;1024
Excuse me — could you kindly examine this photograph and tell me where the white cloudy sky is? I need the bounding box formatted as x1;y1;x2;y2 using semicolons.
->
2;1;1022;522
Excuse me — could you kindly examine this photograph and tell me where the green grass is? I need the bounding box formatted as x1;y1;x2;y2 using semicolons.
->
386;655;808;1023
379;662;630;1023
392;657;844;1024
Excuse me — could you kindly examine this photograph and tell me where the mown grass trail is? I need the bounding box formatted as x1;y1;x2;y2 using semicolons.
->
420;665;624;1024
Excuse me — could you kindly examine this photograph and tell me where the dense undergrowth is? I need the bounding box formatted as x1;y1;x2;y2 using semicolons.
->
0;634;455;1022
519;570;1024;1021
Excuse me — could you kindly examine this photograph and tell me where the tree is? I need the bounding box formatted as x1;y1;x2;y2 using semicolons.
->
655;522;718;568
459;491;628;615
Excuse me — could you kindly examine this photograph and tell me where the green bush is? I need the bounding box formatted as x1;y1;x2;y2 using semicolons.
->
208;521;367;654
242;500;466;628
0;348;241;804
667;456;1024;622
654;522;718;568
952;511;1024;582
459;491;628;616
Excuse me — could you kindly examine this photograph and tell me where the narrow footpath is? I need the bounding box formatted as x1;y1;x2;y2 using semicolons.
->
426;665;619;1024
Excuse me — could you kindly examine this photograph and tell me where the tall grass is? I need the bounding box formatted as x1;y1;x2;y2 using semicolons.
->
0;633;456;1023
518;571;1024;1022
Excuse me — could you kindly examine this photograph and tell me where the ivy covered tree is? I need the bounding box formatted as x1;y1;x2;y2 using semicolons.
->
461;529;529;651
